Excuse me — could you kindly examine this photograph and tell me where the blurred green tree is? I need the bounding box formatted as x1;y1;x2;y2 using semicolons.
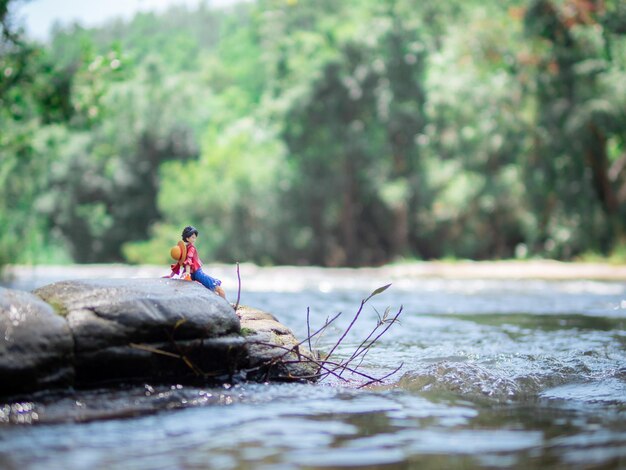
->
2;0;625;268
0;0;72;264
523;0;626;257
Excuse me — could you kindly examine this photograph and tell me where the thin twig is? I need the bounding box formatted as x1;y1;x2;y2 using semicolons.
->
130;340;221;378
333;306;403;378
248;341;346;381
129;343;181;359
313;313;336;349
164;328;205;376
316;285;391;375
306;307;312;353
248;341;350;382
347;306;403;365
334;311;387;378
271;311;342;363
251;285;402;386
317;300;365;374
248;339;393;385
234;262;241;311
285;357;386;383
358;362;404;388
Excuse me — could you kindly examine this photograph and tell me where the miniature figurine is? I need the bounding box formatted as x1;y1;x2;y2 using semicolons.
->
168;225;226;299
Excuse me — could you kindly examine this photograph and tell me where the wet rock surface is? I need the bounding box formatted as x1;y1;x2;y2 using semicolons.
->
0;287;74;395
34;279;240;351
1;280;318;398
34;279;245;385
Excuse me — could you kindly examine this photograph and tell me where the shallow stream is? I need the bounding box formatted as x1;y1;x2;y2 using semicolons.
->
1;265;625;469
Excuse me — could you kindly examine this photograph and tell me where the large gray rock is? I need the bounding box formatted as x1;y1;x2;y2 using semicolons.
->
0;279;319;397
34;279;245;385
0;287;74;395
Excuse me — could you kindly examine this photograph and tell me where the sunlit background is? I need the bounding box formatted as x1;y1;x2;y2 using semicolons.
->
2;0;626;268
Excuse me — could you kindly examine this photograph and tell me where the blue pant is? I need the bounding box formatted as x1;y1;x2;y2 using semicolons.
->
192;268;222;291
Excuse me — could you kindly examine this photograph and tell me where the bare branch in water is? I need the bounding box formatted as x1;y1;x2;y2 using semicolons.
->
246;340;349;383
254;284;404;387
311;285;402;383
248;340;392;385
318;299;366;374
332;306;404;379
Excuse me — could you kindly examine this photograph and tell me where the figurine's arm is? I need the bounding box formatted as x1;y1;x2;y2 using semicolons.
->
183;245;195;280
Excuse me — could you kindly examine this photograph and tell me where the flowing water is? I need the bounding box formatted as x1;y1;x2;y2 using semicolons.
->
1;265;625;469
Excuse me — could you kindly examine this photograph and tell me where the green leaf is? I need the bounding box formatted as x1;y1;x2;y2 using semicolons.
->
365;283;392;302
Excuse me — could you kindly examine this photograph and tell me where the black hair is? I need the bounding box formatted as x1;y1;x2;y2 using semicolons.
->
182;225;199;242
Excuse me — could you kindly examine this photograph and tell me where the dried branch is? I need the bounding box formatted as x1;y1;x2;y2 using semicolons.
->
246;340;349;382
234;262;242;312
251;284;403;387
273;311;343;363
248;340;391;385
318;299;366;373
306;307;312;353
314;284;396;377
337;306;391;374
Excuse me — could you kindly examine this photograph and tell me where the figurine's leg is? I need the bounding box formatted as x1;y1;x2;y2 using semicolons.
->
193;268;225;298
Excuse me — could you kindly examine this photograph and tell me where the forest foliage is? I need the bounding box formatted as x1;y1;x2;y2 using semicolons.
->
1;0;626;267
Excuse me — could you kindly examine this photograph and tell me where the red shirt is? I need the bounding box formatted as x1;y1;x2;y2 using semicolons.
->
184;243;203;273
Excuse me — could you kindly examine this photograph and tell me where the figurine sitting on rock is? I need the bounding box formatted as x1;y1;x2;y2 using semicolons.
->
168;225;226;299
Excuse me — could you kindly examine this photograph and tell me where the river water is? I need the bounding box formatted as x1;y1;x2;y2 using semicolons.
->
1;264;625;469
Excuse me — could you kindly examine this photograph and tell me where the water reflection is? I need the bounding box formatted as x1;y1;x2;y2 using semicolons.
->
3;382;625;469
